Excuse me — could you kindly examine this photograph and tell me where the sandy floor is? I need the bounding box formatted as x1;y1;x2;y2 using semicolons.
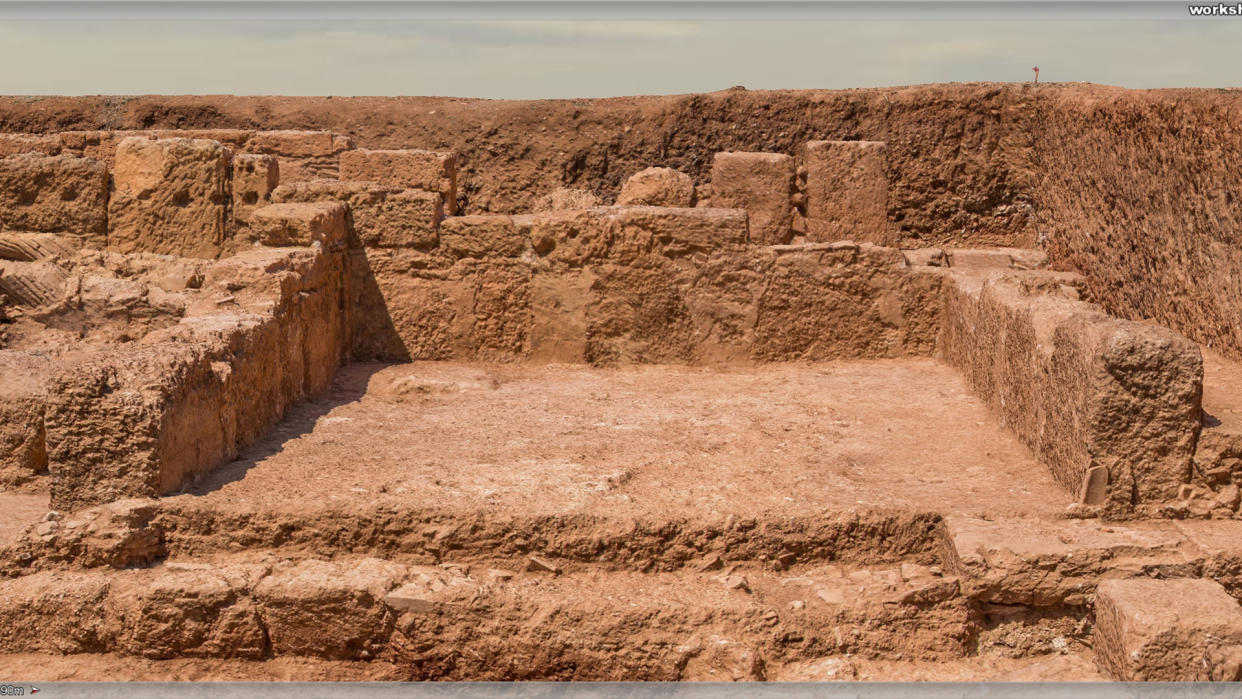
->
0;649;1105;682
173;358;1071;520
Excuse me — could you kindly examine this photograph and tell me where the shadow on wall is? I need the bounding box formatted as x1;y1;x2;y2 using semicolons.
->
179;362;391;496
347;248;413;362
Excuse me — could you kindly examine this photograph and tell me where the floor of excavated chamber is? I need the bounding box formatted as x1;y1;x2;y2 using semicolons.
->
169;358;1072;521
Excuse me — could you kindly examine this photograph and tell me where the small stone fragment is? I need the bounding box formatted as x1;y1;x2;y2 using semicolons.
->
697;553;724;572
526;555;562;575
617;167;694;207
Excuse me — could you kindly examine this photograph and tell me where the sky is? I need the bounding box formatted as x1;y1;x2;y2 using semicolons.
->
0;19;1239;97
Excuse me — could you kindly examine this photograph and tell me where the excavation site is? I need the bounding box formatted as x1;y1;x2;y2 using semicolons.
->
3;84;1242;682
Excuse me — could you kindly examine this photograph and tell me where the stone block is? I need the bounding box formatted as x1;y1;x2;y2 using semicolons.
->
940;516;1192;607
584;261;696;364
0;134;62;157
801;140;890;244
244;130;354;183
528;269;593;363
617;167;694;207
246;130;352;159
44;342;229;510
108;138;231;258
1094;578;1242;680
947;247;1048;271
249;202;348;249
526;209;612;267
710;152;795;244
231;153;279;225
0;153;109;245
469;263;532;359
109;566;267;659
440;215;525;258
272;180;441;250
254;558;406;660
603;206;749;262
0;572;111;653
0;351;52;484
339;149;458;213
750;243;936;361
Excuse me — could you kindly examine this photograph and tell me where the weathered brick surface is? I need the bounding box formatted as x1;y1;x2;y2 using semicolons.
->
231;153;279;226
339;149;458;213
244;130;354;183
272;180;441;249
0;154;108;245
710;152;794;244
1094;578;1242;680
254;558;406;659
0;134;62;157
0;351;53;485
108;138;231;258
249;202;348;249
802;140;890;244
440;215;525;259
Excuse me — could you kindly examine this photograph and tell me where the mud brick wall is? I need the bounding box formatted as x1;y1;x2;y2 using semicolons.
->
938;269;1203;507
44;214;349;510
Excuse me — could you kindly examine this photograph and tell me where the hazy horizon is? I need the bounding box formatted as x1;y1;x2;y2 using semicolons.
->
0;20;1239;98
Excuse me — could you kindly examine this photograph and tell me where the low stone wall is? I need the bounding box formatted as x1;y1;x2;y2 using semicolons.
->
43;203;349;510
344;205;944;364
938;269;1203;507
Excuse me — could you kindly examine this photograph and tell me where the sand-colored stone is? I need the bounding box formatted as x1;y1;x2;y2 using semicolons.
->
710;152;794;244
339;149;458;214
0;154;108;245
802;140;890;244
617;167;694;208
439;215;525;259
243;130;354;183
940;270;1203;506
254;558;406;660
249;202;347;249
108;138;231;258
272;180;442;250
1094;578;1242;680
231;153;279;226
